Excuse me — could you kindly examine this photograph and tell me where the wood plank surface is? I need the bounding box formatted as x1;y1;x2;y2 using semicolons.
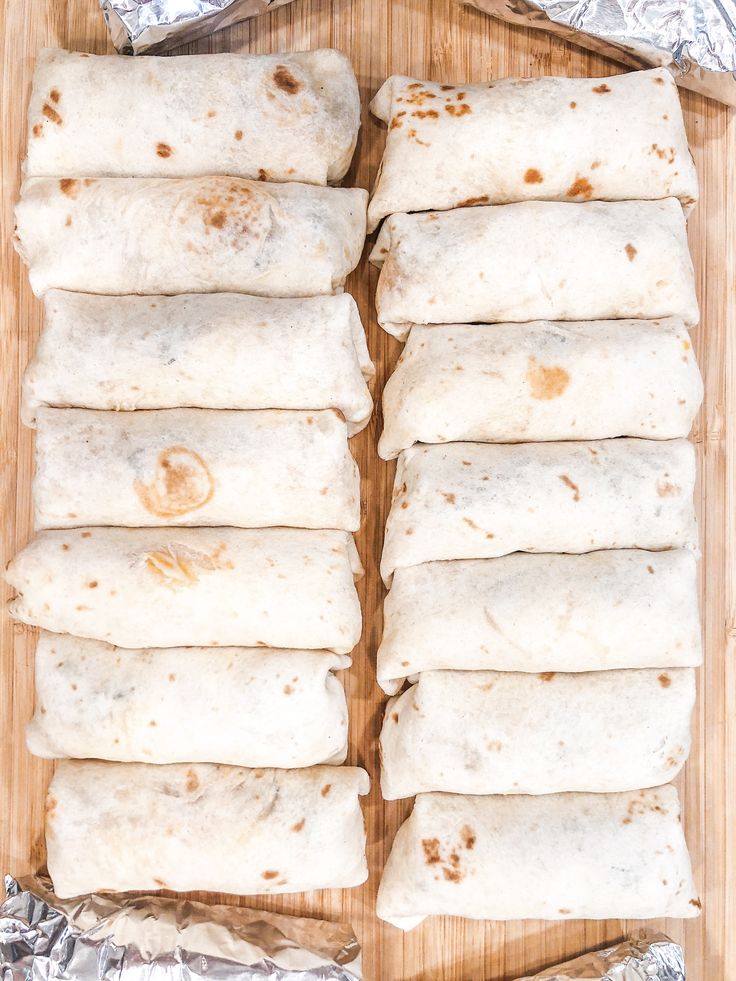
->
1;1;734;978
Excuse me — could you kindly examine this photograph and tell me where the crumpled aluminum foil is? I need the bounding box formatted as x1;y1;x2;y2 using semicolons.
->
0;874;362;981
467;0;736;107
514;932;685;981
99;0;296;54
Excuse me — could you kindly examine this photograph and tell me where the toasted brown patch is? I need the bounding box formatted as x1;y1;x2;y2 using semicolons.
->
566;175;593;199
526;358;570;400
283;684;294;695
456;194;489;208
559;475;580;501
422;838;441;864
208;110;217;117
390;111;407;129
592;83;611;94
153;877;167;888
87;580;98;588
524;168;543;184
460;825;476;849
657;481;680;497
539;671;556;682
273;65;301;95
690;897;702;908
59;178;79;199
321;783;332;797
658;672;672;688
647;565;655;574
391;711;399;723
156;142;173;158
441;492;456;504
42;103;62;124
135;446;215;518
655;76;666;86
412;109;439;119
168;673;176;682
32;123;43;137
64;215;72;227
292;818;305;832
625;243;637;261
558;908;571;914
440;84;455;91
258;168;269;181
234;129;243;140
445;103;472;117
49;88;60;103
569;101;577;109
261;870;279;879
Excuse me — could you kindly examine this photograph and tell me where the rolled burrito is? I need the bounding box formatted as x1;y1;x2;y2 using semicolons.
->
376;786;700;929
378;550;701;693
46;760;369;898
371;199;698;339
381;439;697;584
26;48;360;184
6;527;362;652
367;69;697;230
22;291;374;434
27;632;349;768
14;177;367;297
33;407;360;531
379;319;702;459
380;667;695;799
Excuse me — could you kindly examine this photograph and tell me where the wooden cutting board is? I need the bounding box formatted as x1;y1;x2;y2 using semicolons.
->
1;1;734;978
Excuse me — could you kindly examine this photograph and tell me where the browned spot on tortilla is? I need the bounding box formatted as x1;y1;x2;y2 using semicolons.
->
524;168;543;184
651;143;676;164
412;108;439;119
445;103;472;116
59;178;79;198
46;794;57;816
292;818;305;832
647;564;655;574
658;672;672;688
440;84;455;91
625;243;637;261
657;481;680;497
463;517;479;529
168;673;176;682
49;89;61;104
61;543;69;550
234;129;243;140
262;869;279;879
258;168;269;181
422;838;441;864
559;474;580;501
321;783;332;797
153;877;167;888
558;908;571;914
456;194;489;207
592;83;611;94
186;768;199;791
526;358;570;400
407;82;423;90
442;492;456;504
390;111;406;129
273;65;301;94
64;215;72;227
135;446;215;518
443;866;463;883
283;684;294;695
32;123;42;137
591;160;601;169
42;103;62;124
391;711;399;723
460;825;476;849
683;339;691;350
148;718;156;726
539;671;556;682
655;76;666;85
402;88;437;107
569;101;577;109
87;580;98;588
156;142;173;158
690;898;702;908
404;527;414;535
566;175;593;199
207;110;217;117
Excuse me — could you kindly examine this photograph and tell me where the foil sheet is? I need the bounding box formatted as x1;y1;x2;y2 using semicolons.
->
467;0;736;107
99;0;296;54
514;932;685;981
0;874;362;981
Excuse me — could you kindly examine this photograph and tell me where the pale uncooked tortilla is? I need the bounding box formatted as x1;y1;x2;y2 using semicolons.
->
15;176;367;297
26;48;360;184
27;632;350;768
6;527;362;653
376;786;700;928
368;68;697;229
22;291;374;434
33;407;360;531
47;760;369;898
380;667;694;798
379;318;702;458
377;550;701;693
381;438;697;583
371;199;698;339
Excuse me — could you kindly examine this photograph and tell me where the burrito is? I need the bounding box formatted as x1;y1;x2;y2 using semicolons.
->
22;291;374;434
6;527;362;653
378;550;701;693
381;438;697;583
26;48;360;184
379;319;702;459
14;177;367;297
367;69;697;230
33;407;360;531
371;199;698;339
27;632;349;768
376;786;700;929
380;667;695;799
46;760;369;898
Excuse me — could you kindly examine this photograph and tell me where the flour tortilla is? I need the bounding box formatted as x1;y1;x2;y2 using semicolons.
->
378;550;701;693
371;199;698;339
381;438;697;584
368;68;697;230
26;48;360;184
33;407;360;531
376;786;700;929
379;318;702;458
380;667;694;798
14;177;367;297
22;291;373;434
6;527;362;653
47;761;369;899
28;632;349;768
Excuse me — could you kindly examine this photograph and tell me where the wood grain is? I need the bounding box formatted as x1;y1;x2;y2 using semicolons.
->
1;1;734;978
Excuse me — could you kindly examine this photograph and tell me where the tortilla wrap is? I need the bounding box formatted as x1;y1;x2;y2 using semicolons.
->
47;761;369;898
33;407;360;531
6;527;362;653
22;291;373;435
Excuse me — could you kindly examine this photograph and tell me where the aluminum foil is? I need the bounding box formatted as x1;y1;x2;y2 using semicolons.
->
0;874;362;981
467;0;736;107
514;932;685;981
99;0;296;54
